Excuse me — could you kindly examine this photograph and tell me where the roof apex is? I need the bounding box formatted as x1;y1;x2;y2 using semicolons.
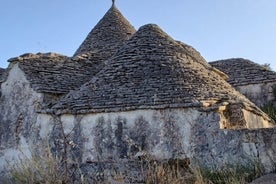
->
73;4;135;56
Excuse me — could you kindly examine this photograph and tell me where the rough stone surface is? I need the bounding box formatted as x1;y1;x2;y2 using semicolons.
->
0;67;6;83
210;58;276;106
74;4;135;56
50;24;269;127
250;174;276;184
0;67;7;96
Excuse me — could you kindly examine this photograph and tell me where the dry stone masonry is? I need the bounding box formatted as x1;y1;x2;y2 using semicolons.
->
0;2;275;183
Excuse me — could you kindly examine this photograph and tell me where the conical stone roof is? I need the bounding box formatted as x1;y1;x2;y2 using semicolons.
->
8;52;105;94
51;24;264;115
210;58;276;86
74;4;135;57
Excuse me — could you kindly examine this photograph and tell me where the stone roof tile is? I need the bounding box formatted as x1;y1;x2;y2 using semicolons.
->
74;4;136;57
51;24;263;115
9;52;105;94
210;58;276;86
177;41;228;80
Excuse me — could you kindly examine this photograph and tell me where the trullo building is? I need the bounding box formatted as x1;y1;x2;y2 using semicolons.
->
0;2;275;183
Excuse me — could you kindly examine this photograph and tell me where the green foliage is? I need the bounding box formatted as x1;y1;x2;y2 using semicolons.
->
260;84;276;122
261;103;276;122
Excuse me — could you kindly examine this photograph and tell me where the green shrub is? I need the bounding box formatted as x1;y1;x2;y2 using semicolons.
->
261;103;276;122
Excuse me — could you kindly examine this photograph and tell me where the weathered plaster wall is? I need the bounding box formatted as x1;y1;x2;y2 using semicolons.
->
0;63;43;173
75;109;195;161
236;82;276;107
1;104;275;182
36;109;197;165
34;108;275;177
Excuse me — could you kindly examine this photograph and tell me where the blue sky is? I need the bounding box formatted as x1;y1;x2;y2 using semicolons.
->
1;0;276;71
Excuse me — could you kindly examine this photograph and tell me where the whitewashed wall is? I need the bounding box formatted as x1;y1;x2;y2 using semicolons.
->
36;108;275;174
236;82;276;107
0;63;43;174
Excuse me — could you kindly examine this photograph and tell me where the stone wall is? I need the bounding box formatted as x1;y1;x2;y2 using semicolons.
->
236;82;276;107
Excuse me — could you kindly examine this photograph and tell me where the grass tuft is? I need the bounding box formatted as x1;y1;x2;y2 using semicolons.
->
6;150;265;184
192;161;264;184
7;147;70;184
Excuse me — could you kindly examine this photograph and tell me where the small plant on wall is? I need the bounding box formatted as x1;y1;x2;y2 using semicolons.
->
261;104;276;122
261;84;276;122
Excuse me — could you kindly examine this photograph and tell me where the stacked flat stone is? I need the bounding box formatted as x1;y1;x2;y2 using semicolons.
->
177;41;228;80
51;24;262;115
8;52;105;94
210;58;276;86
74;4;136;57
177;41;210;69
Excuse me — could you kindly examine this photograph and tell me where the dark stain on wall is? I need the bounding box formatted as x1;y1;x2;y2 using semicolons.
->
161;111;185;157
93;116;114;159
129;116;150;155
115;116;128;159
